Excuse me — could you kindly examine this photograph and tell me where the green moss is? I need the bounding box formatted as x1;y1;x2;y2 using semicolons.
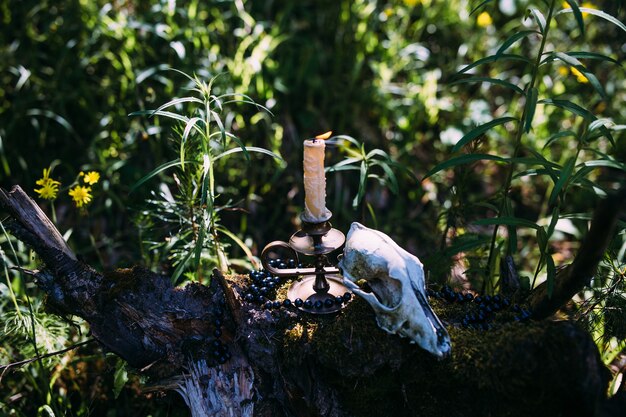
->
280;295;603;417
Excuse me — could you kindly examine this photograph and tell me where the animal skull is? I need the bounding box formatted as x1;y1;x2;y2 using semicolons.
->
338;222;451;358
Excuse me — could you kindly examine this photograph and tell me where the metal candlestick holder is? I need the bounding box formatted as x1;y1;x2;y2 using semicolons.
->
261;218;351;314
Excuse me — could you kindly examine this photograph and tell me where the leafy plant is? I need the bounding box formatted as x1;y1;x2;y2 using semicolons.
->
427;0;625;293
131;70;283;281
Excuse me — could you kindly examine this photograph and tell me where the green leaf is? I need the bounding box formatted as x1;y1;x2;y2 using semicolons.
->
450;77;524;94
583;159;626;171
329;157;363;171
210;110;228;147
423;154;508;179
37;405;55;417
470;0;493;16
559;7;626;33
214;146;283;163
130;159;200;192
496;30;539;57
26;109;76;135
474;216;541;230
113;360;128;399
129;109;190;124
564;52;620;65
372;160;399;194
458;54;531;75
228;135;250;161
547;207;560;238
562;0;585;35
546;254;556;297
529;8;547;33
551;52;606;99
539;98;594;120
569;165;595;187
443;235;492;257
172;250;194;284
193;219;206;271
524;87;538;133
217;226;257;269
353;161;368;208
583;119;615;145
181;117;204;169
548;156;575;206
536;226;548;253
544;130;578;148
588;118;614;132
513;167;554;180
152;96;204;115
452;117;517;152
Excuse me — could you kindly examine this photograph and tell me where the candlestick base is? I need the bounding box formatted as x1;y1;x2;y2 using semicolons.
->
287;274;348;314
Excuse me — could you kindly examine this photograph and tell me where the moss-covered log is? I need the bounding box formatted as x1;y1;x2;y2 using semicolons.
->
230;273;610;417
1;185;620;417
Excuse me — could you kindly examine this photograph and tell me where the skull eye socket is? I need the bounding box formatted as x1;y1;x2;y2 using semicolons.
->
367;277;402;309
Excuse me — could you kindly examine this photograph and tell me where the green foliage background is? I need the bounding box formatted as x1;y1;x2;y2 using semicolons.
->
0;0;624;415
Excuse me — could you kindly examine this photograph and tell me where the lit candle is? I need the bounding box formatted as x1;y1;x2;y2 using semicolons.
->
302;132;332;223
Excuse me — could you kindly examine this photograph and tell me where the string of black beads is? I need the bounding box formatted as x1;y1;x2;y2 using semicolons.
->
428;285;532;330
244;259;352;311
210;299;231;365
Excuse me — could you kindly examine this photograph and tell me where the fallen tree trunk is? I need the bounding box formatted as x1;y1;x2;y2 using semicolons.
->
0;185;621;416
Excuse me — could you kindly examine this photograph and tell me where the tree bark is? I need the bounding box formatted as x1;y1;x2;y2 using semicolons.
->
0;185;620;417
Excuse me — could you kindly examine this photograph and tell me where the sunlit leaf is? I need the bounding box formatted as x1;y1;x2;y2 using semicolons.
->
539;98;594;120
582;159;626;171
548;156;575;206
559;7;626;33
450;77;524;94
562;0;585;35
452;117;517;152
152;96;204;115
496;30;539;57
214;146;283;163
25;109;76;135
529;8;546;33
551;52;606;99
424;154;508;179
524;87;538;133
217;226;258;269
474;216;541;230
131;159;200;192
544;130;578;148
457;54;532;75
371;160;399;194
470;0;493;16
129;110;189;124
545;254;556;297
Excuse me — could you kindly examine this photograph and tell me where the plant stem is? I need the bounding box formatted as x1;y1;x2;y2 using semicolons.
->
485;0;557;289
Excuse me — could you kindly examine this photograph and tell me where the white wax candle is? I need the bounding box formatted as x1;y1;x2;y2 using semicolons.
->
302;138;332;223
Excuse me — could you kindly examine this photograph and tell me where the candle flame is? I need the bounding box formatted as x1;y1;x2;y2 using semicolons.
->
315;131;333;140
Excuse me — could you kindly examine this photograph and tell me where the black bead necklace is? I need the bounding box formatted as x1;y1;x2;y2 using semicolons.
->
207;300;231;365
428;285;532;330
244;258;352;311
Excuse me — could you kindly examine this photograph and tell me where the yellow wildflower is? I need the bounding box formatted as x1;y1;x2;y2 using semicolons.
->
570;66;589;83
477;11;493;27
69;185;92;208
82;171;100;185
34;168;61;200
558;66;570;76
